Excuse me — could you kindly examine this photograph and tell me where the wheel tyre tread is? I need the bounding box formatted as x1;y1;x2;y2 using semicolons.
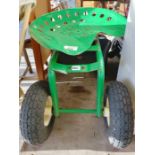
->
20;80;55;145
105;81;134;149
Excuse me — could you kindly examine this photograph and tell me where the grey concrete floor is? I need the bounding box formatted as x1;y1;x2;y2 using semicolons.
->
20;49;135;155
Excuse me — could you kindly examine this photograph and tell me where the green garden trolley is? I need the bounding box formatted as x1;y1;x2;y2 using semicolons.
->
20;8;134;149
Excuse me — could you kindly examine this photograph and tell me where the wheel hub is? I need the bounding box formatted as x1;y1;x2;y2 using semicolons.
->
44;96;52;126
104;97;110;127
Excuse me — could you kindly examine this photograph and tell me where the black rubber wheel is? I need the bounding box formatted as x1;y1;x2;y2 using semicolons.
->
20;80;55;145
104;81;134;149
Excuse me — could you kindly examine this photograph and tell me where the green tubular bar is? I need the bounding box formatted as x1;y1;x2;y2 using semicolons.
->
96;42;104;117
59;109;96;114
49;54;99;74
48;69;59;117
29;8;127;118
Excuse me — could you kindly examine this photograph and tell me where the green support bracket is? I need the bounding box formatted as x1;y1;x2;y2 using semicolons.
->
48;42;105;117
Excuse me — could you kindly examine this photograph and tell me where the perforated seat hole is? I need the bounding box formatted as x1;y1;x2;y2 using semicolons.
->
50;28;55;32
72;20;76;23
66;14;70;18
64;22;67;25
107;17;112;21
58;15;62;20
33;25;37;28
83;11;88;16
38;29;42;32
51;17;55;22
92;13;96;16
80;19;84;22
75;12;79;16
44;21;49;25
56;25;61;28
100;14;104;18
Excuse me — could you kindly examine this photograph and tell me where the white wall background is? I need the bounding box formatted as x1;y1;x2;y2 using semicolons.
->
117;0;135;105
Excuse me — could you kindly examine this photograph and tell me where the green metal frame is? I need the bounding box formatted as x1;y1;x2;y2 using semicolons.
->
48;42;104;117
29;8;127;118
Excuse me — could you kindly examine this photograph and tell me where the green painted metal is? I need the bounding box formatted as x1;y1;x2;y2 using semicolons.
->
96;42;105;117
48;69;59;117
48;43;105;117
59;108;96;114
49;52;99;74
29;8;127;117
29;8;126;56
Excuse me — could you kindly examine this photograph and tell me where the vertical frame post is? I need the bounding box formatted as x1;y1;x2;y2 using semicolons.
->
96;43;105;117
48;54;60;117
